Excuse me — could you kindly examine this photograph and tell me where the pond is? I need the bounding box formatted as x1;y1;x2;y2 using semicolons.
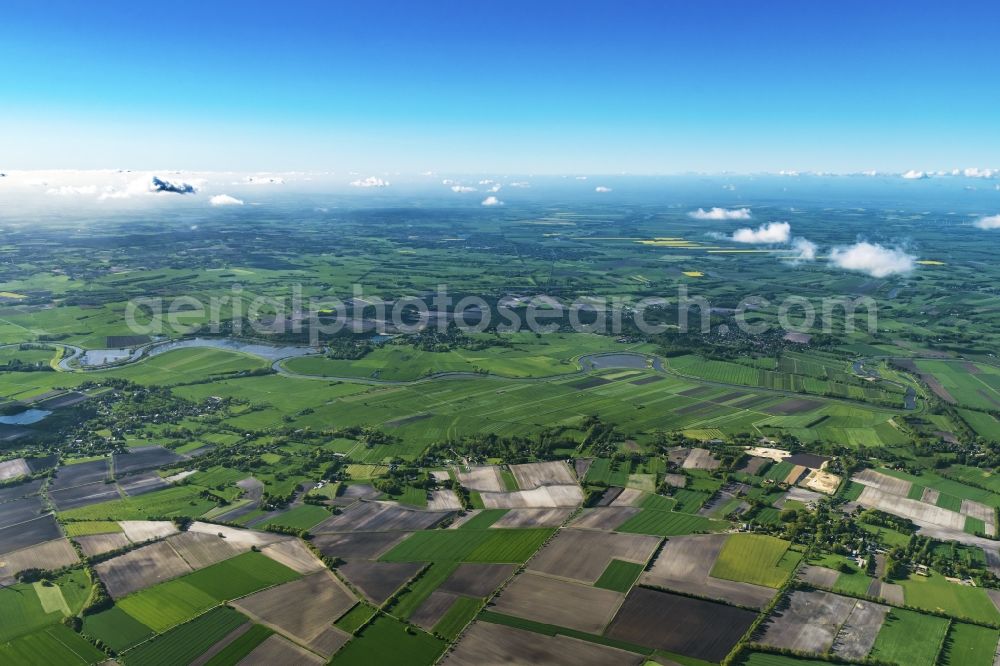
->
578;352;663;371
0;409;52;425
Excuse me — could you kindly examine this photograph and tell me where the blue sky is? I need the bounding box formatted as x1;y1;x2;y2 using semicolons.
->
2;1;998;173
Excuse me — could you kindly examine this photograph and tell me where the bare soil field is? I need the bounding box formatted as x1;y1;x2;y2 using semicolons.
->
509;461;576;489
95;540;193;598
798;565;840;588
455;466;504;493
574;458;593;479
490;508;572;528
961;499;996;525
0;495;46;530
594;487;623;506
853;469;912;496
0;457;30;481
338;560;422;604
803;469;841;495
871;581;904;605
738;456;770;475
568;507;638;531
786;453;831;469
782;486;825;507
188;521;288;548
757;589;857;654
119;472;170;496
856;486;966;530
921;487;940;504
832;599;889;661
0;479;43;503
605;587;756;662
427;489;462;511
0;537;79;579
232;571;355;656
439;563;515;597
168;530;246;569
784;464;809;485
410;589;461;631
0;514;58;558
119;520;179;542
662;472;687;488
236;634;326;666
610;488;644;506
479;485;583;509
682;448;721;470
491;572;624;634
260;539;325;574
48;459;109;490
311;501;450;533
113;446;184;475
442;620;645;666
312;531;412;560
640;534;776;609
527;529;659;584
75;532;131;557
49;481;121;511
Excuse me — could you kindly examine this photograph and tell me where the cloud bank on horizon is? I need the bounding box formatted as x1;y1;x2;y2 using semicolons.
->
689;207;752;221
974;214;1000;229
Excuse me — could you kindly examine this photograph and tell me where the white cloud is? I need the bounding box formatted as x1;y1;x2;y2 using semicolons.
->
594;186;612;193
901;169;928;180
689;207;752;221
210;194;244;206
478;179;495;185
509;181;530;188
481;196;503;206
441;179;455;185
791;237;818;260
731;221;791;244
973;214;1000;229
46;185;96;196
489;184;502;192
451;185;477;193
829;242;915;277
350;176;389;188
963;167;998;179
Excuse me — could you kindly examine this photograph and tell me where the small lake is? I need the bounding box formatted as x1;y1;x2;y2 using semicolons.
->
579;352;662;371
146;337;318;362
0;409;52;425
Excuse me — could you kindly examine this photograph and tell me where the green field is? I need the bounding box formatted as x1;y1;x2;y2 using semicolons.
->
915;360;1000;411
899;571;1000;624
618;507;729;536
202;624;274;666
329;615;446;666
335;603;378;635
58;485;217;521
710;534;800;588
457;509;508;529
392;562;458;619
117;580;219;633
433;597;482;640
0;572;92;643
82;606;155;652
869;608;950;666
594;559;645;592
263;504;331;530
63;520;123;536
940;622;1000;666
380;529;554;563
120;606;247;666
0;624;106;665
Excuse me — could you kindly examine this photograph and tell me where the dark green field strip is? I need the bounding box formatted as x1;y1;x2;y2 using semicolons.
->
329;615;446;666
120;606;247;666
380;528;554;563
82;606;155;652
202;624;274;666
391;562;458;619
432;596;482;640
457;509;508;529
0;624;106;666
618;508;729;537
594;559;645;593
335;602;379;634
478;611;652;656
